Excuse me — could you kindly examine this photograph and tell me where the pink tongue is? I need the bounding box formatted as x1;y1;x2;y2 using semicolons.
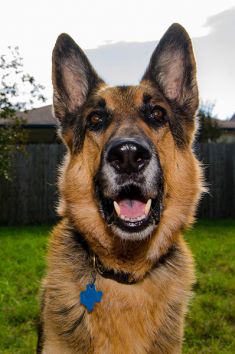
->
118;199;146;218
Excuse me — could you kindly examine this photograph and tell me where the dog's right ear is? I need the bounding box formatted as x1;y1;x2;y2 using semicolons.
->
141;24;198;116
52;33;103;121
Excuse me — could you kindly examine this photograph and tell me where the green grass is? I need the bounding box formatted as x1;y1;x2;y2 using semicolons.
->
0;225;50;354
184;220;235;354
0;220;234;353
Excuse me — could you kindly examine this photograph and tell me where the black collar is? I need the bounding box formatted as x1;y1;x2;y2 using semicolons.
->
72;230;177;285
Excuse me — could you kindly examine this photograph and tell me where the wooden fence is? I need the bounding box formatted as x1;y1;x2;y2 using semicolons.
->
197;143;235;218
0;143;234;224
0;145;65;224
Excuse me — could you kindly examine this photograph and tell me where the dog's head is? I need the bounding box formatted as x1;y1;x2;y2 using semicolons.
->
52;24;203;257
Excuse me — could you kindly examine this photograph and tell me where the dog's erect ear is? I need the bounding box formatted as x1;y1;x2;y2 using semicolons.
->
52;33;103;120
141;24;198;114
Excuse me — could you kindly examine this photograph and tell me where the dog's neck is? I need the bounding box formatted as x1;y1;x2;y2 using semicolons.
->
72;228;178;284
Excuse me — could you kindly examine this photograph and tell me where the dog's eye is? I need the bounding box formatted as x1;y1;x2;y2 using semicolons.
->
149;106;165;120
90;114;102;125
141;103;168;128
87;112;104;130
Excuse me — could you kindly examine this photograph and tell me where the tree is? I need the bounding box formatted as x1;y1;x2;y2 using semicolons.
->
197;102;221;142
0;46;46;179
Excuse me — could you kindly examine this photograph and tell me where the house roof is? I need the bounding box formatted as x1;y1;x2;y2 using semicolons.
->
18;105;57;126
230;113;235;121
0;104;57;126
215;118;235;129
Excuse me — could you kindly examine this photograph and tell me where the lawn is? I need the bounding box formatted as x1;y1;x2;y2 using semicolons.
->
0;220;234;354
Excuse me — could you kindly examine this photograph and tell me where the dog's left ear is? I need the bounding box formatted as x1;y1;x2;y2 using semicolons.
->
52;33;103;120
141;24;198;114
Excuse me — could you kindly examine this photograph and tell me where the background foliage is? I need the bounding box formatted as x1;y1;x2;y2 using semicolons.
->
198;102;221;143
0;47;46;179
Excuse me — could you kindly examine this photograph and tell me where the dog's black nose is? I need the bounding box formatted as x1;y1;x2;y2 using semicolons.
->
107;140;151;173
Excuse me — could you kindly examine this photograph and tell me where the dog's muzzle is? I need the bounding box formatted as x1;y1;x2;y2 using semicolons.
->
95;137;164;240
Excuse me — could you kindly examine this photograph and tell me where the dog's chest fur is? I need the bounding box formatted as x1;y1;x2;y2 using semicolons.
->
41;225;194;354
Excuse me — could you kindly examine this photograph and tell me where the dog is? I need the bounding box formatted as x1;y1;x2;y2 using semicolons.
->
38;23;204;353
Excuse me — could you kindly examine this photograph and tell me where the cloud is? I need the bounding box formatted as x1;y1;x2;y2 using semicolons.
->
194;7;235;118
85;7;235;118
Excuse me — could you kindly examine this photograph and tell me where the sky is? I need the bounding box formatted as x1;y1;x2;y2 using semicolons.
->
0;0;235;119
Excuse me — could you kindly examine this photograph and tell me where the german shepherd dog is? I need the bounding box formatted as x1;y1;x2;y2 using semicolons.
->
38;24;203;353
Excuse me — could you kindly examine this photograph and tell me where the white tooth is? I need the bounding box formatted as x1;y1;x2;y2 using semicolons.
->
138;215;146;221
144;199;152;215
113;201;120;216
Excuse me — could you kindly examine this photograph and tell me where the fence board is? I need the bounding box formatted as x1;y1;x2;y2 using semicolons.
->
0;143;234;224
197;143;235;218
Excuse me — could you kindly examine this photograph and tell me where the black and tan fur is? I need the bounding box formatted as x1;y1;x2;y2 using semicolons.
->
38;24;204;353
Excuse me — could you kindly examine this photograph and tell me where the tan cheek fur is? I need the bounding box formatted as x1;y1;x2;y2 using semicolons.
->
60;150;112;250
147;130;203;260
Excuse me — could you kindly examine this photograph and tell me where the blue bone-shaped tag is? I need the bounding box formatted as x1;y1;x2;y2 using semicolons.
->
80;284;103;312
